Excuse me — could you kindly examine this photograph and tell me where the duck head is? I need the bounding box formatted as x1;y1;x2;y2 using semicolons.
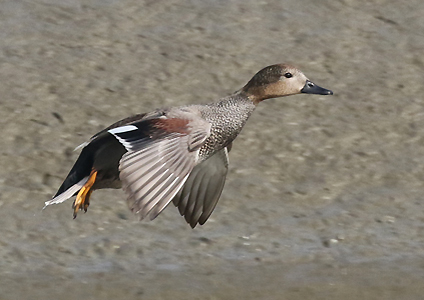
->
241;64;333;104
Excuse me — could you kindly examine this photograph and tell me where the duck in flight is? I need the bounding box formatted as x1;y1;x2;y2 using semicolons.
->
44;64;333;228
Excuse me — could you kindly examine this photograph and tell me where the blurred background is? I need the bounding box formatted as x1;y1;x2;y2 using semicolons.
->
1;0;424;299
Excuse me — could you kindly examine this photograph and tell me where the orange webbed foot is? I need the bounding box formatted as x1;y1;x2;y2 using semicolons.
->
72;170;97;218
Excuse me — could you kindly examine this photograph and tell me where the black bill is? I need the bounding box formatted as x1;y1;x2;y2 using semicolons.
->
301;80;333;95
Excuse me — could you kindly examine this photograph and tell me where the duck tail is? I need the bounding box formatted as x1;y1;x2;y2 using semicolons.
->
44;176;89;208
44;147;94;208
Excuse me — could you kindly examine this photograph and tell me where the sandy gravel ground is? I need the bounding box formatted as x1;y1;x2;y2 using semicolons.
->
1;0;424;299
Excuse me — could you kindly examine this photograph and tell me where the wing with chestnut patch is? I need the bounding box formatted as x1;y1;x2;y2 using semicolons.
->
109;116;211;220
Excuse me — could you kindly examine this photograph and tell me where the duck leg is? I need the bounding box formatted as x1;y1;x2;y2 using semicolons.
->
73;169;98;218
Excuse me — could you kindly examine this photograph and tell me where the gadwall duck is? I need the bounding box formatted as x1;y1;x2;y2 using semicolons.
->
45;64;333;228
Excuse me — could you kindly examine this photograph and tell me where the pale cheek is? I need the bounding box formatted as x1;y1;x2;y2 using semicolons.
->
287;80;302;94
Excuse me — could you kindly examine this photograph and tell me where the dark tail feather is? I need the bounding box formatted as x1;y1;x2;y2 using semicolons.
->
54;146;94;197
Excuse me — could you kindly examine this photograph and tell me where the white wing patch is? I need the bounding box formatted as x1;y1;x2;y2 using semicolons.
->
108;125;138;134
108;125;139;150
108;114;213;221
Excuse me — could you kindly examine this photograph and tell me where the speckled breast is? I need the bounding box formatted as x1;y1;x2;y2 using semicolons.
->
197;94;256;160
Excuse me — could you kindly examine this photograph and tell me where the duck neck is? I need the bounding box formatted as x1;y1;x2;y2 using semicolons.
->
240;87;275;105
210;91;257;118
203;92;256;142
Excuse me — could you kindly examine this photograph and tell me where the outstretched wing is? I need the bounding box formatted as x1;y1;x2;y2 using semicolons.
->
172;146;229;228
109;116;211;221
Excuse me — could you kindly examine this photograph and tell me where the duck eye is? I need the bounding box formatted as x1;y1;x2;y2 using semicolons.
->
284;72;293;78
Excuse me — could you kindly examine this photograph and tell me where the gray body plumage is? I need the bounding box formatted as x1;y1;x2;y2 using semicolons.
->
190;93;256;160
45;63;333;228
